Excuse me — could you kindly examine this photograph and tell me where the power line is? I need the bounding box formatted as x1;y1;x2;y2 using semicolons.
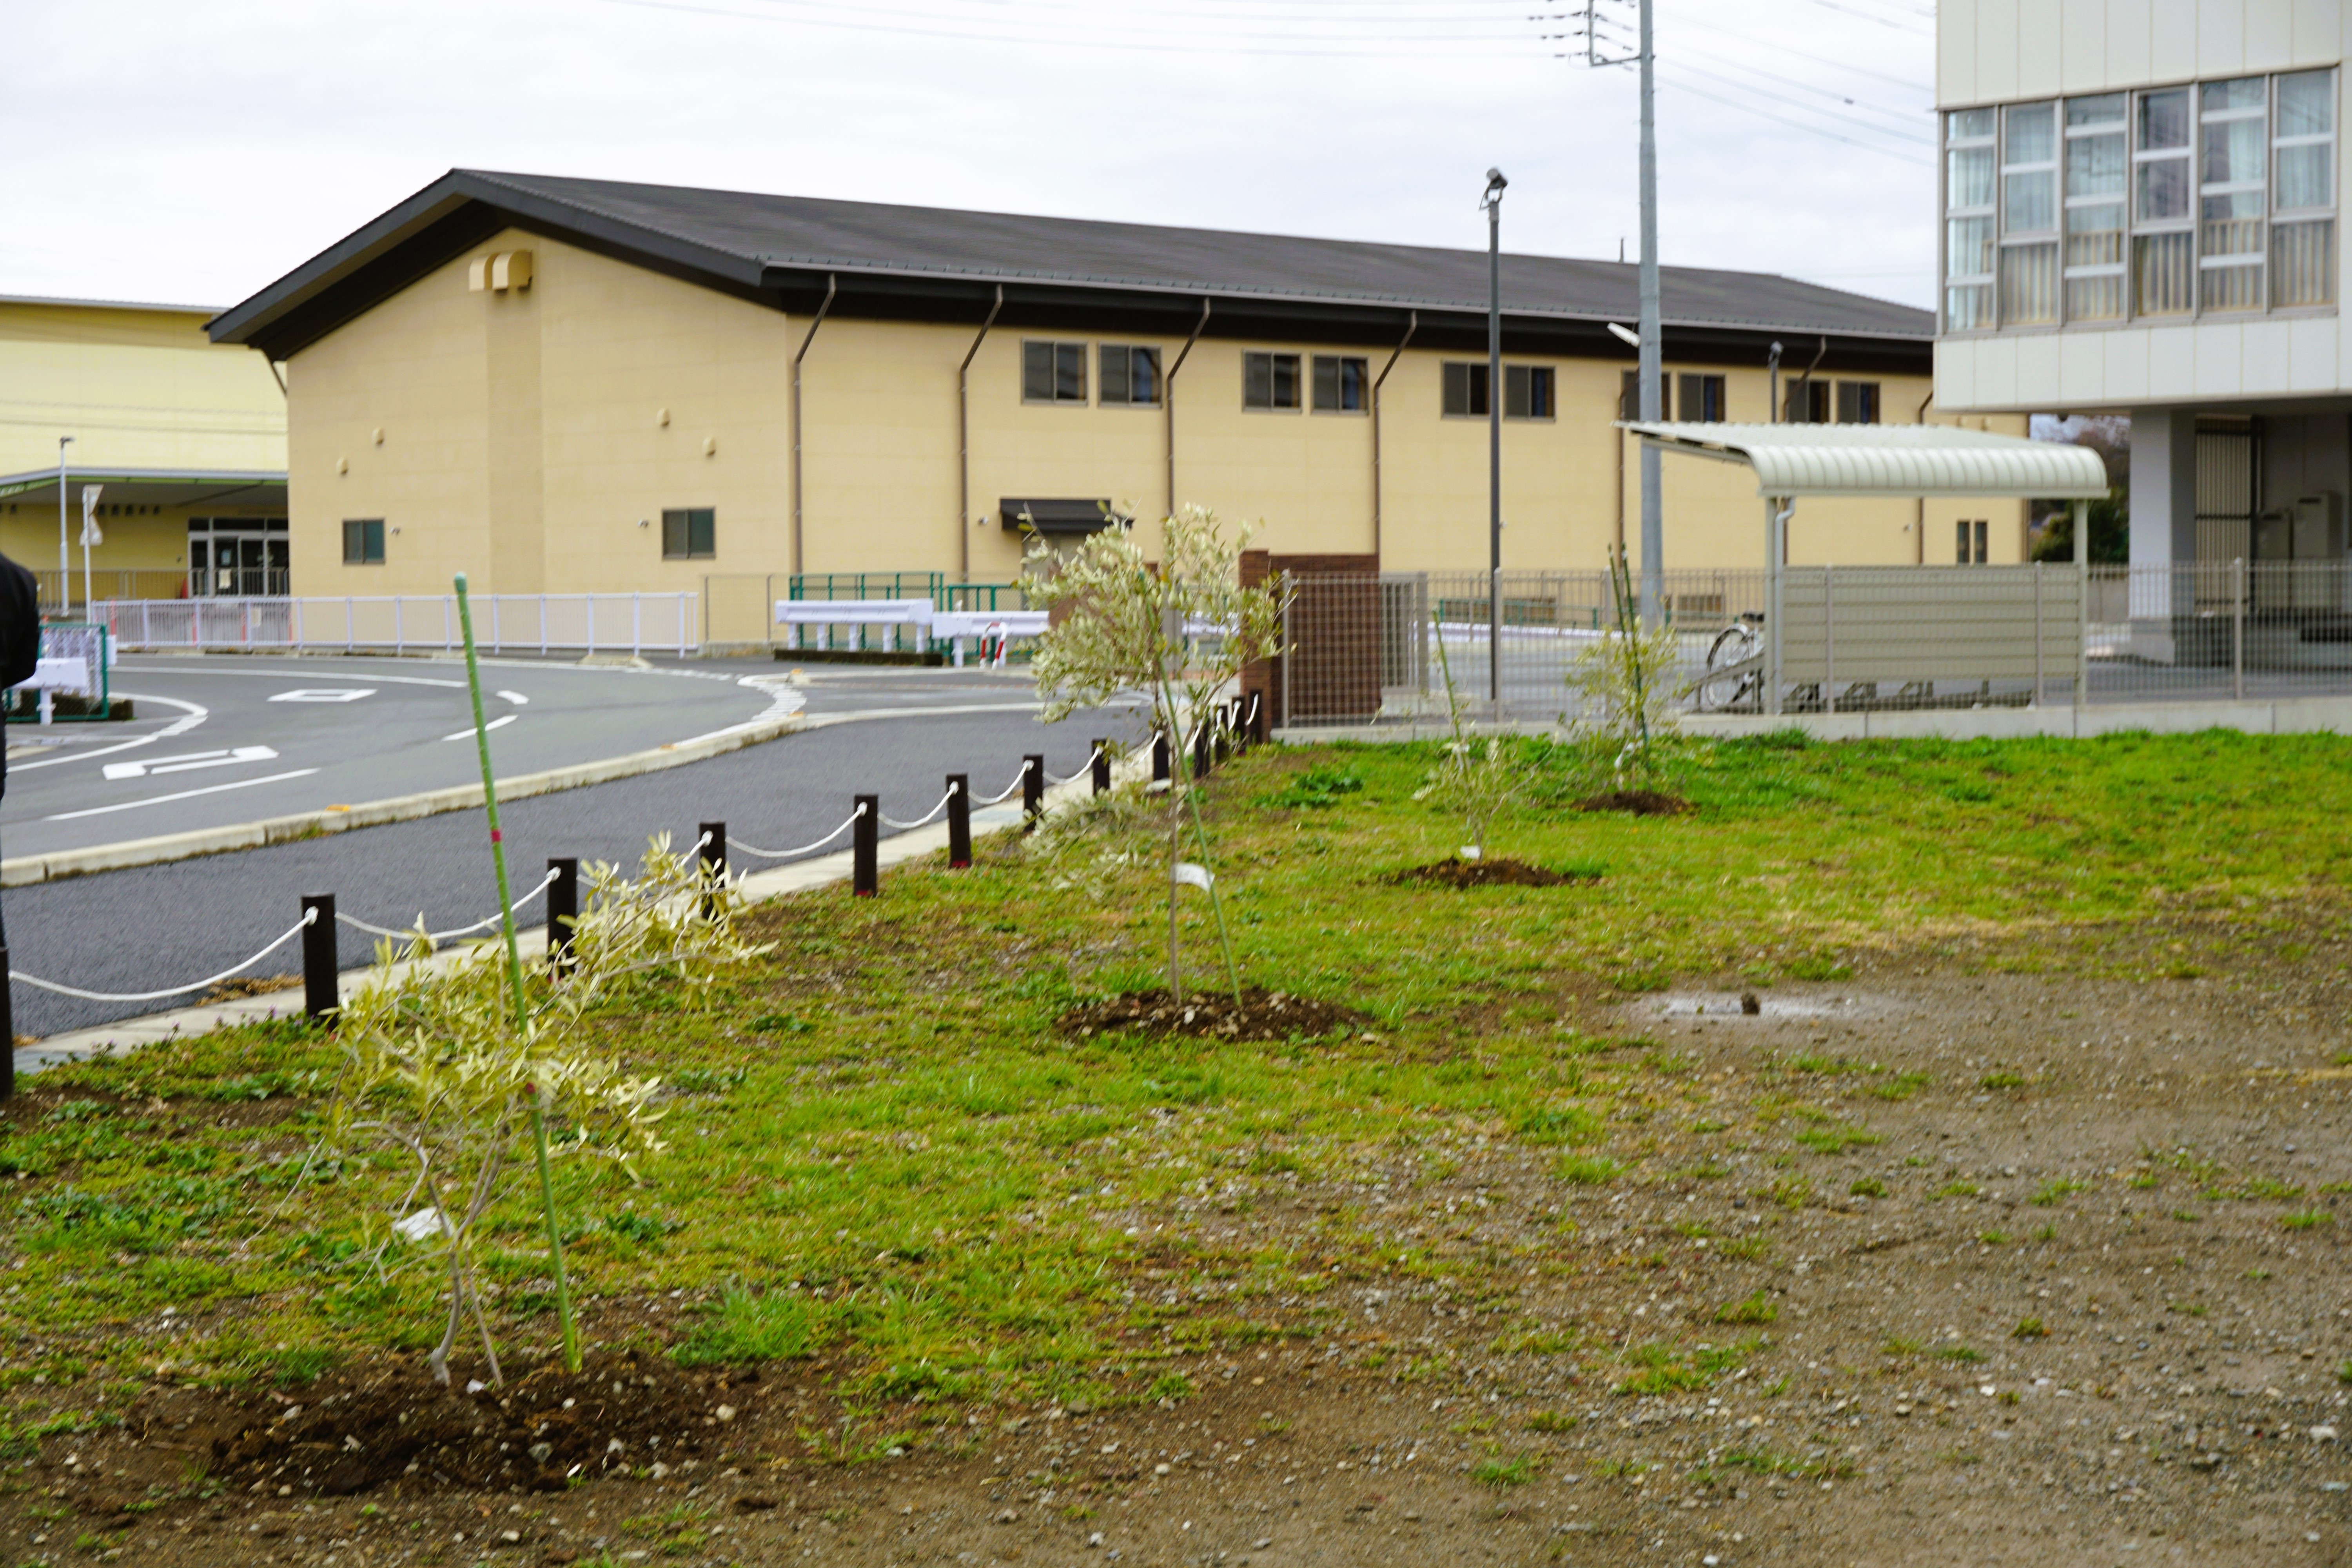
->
1671;53;1931;140
1661;15;1929;93
1654;71;1932;165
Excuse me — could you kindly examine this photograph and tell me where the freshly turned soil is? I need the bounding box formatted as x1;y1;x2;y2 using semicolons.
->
1385;857;1597;889
186;1348;760;1496
1058;986;1370;1041
1578;788;1694;816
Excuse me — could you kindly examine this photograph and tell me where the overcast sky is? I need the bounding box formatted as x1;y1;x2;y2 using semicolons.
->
1;0;1936;316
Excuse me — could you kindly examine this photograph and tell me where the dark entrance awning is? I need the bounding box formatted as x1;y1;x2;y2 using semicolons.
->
1000;498;1126;534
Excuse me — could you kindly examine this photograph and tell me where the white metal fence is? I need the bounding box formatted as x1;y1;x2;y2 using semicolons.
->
1270;563;2352;730
91;594;699;657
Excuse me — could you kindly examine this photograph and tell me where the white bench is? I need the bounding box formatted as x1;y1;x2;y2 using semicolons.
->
773;598;936;654
12;654;94;724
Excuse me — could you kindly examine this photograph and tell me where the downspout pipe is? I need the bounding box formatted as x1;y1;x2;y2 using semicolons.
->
1164;299;1211;522
956;284;1004;584
1370;309;1417;563
1914;388;1934;566
791;274;837;579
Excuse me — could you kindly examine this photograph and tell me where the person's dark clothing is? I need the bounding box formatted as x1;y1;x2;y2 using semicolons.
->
0;550;37;800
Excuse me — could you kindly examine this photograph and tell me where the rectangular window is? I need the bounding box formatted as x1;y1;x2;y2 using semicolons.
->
2000;101;2060;325
1945;107;1998;329
1503;365;1554;419
1835;381;1881;423
661;507;715;560
1442;361;1491;417
1620;369;1639;421
1243;351;1301;410
1098;344;1161;406
2064;93;2129;320
1956;519;1989;563
1784;380;1831;424
1675;373;1726;423
1312;354;1369;412
2134;85;2196;316
1022;340;1088;404
2199;77;2268;311
2274;70;2337;308
341;518;385;565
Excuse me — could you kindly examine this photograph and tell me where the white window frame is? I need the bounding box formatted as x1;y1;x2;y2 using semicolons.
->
1942;108;1997;334
2197;78;2269;310
2061;93;2129;322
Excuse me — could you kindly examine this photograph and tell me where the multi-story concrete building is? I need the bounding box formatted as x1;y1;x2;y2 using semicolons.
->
1935;0;2347;647
205;170;2029;611
0;294;287;608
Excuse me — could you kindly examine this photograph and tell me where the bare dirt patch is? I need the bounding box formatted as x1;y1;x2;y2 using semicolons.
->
1385;856;1595;889
1579;788;1695;816
1058;986;1370;1041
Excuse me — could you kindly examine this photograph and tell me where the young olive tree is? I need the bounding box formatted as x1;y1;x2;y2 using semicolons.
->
1412;611;1519;860
323;837;764;1388
1025;505;1287;1004
1565;547;1686;787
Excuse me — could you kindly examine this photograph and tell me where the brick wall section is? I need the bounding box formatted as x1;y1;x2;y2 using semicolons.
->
1245;552;1381;726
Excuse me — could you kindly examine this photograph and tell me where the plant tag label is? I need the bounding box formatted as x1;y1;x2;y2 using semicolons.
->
1460;846;1483;861
394;1207;452;1242
1172;862;1214;891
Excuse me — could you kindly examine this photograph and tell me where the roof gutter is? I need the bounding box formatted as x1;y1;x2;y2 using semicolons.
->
956;284;1004;584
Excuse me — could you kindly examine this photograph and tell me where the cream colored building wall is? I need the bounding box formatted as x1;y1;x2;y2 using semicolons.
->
285;234;2017;593
0;502;201;581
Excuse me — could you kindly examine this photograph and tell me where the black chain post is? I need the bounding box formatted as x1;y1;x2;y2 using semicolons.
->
546;858;579;975
1023;754;1045;829
0;946;15;1102
1192;721;1210;780
1090;739;1111;796
853;796;879;895
1152;730;1171;783
1247;692;1266;745
301;894;338;1020
946;775;972;867
698;823;726;920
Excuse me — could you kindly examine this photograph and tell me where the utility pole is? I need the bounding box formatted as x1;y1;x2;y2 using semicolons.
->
1482;169;1508;710
1559;0;1662;625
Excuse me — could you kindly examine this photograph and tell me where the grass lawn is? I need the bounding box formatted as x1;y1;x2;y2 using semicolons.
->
5;726;2352;1555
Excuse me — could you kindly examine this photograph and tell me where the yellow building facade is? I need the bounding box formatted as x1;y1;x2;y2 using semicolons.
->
0;295;286;608
212;172;2027;615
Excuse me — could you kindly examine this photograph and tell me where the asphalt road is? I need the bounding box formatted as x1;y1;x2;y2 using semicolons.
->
1;653;790;860
5;666;1144;1039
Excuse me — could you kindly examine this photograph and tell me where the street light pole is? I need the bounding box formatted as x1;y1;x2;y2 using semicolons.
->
1482;168;1508;710
54;436;73;615
1635;0;1664;629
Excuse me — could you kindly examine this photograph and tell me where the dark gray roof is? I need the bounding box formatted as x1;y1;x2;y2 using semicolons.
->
210;169;1931;362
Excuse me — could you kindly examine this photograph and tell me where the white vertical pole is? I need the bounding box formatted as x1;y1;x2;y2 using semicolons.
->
633;592;642;656
2073;498;2089;707
1635;0;1664;628
1823;563;1836;715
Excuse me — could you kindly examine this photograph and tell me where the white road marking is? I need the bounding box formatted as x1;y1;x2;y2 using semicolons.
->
268;688;376;703
116;664;470;689
442;714;518;741
102;745;279;781
46;768;319;821
5;693;208;773
497;690;529;705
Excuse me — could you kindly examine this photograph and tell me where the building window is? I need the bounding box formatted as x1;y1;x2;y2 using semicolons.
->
2200;78;2269;311
1098;344;1161;406
191;517;289;595
1243;351;1301;410
1443;362;1490;417
1784;380;1831;424
1956;519;1989;563
1835;381;1880;423
2000;101;2060;325
1312;354;1368;412
1946;69;2336;331
1944;106;1997;330
1503;365;1555;419
2274;70;2337;308
341;518;384;566
2064;93;2128;320
1676;373;1726;422
1022;340;1088;404
661;507;715;560
1619;369;1638;421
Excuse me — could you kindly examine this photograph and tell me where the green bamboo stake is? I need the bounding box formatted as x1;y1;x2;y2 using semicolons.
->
453;572;581;1374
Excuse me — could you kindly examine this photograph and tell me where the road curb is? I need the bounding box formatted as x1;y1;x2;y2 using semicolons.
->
1;711;806;888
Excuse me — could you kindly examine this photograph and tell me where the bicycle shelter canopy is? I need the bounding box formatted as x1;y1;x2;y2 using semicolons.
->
1614;421;2109;500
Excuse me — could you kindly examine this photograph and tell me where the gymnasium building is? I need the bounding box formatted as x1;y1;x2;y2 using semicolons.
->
202;169;2028;616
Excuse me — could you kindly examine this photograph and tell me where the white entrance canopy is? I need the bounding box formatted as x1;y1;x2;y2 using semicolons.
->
1617;421;2109;499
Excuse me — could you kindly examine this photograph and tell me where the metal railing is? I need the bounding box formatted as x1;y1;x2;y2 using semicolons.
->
1270;562;2352;730
33;569;198;612
704;572;1032;653
91;593;698;657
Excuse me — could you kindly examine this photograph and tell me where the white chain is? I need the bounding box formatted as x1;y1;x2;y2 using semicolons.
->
975;766;1032;806
878;783;959;831
1042;745;1106;786
12;909;319;1004
726;803;868;860
335;867;561;942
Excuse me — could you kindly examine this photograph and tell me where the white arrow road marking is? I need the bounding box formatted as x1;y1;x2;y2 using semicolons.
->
102;745;279;781
497;690;529;705
7;692;209;773
47;768;319;821
442;714;518;741
268;688;376;703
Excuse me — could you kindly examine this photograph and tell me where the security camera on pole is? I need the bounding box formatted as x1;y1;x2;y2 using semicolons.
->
79;485;103;619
